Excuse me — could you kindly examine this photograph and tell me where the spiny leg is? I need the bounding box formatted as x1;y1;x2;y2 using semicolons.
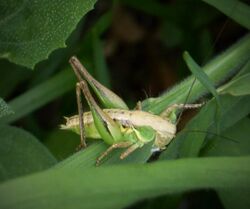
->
96;141;133;166
75;83;87;149
69;56;128;109
120;143;140;159
77;80;122;145
70;56;126;145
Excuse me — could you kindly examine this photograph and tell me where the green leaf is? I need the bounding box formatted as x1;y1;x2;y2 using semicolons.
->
142;33;250;115
203;118;250;209
0;125;56;182
0;0;97;68
44;130;79;161
183;51;222;150
233;59;250;79
160;95;250;159
0;11;113;124
183;51;220;104
0;60;30;98
0;68;75;123
218;60;250;96
0;156;249;209
203;117;250;158
0;98;13;118
217;188;250;209
203;0;250;29
221;73;250;95
56;141;152;169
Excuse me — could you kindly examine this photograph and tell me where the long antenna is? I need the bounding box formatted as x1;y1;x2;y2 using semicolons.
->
176;0;239;126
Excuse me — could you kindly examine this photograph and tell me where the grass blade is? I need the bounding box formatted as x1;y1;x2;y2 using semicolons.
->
142;34;250;114
0;156;249;209
0;69;75;123
183;51;220;104
160;95;250;159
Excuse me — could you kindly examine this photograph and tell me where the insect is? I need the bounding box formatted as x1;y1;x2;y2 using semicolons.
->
60;56;203;165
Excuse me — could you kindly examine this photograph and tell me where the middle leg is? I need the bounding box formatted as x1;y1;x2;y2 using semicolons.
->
96;141;133;166
120;143;140;159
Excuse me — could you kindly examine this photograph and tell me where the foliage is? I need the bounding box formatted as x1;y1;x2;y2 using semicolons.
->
0;0;250;209
0;0;97;68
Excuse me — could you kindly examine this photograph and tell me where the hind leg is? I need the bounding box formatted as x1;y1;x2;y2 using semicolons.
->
160;103;204;122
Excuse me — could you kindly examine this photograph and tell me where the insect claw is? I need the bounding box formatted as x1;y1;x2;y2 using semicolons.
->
76;143;86;151
95;160;100;166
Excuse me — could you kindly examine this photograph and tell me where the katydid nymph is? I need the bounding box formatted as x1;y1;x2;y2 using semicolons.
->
60;56;203;165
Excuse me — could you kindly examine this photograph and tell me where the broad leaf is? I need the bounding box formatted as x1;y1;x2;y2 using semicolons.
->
0;98;13;118
0;0;97;68
44;130;80;161
0;125;56;182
